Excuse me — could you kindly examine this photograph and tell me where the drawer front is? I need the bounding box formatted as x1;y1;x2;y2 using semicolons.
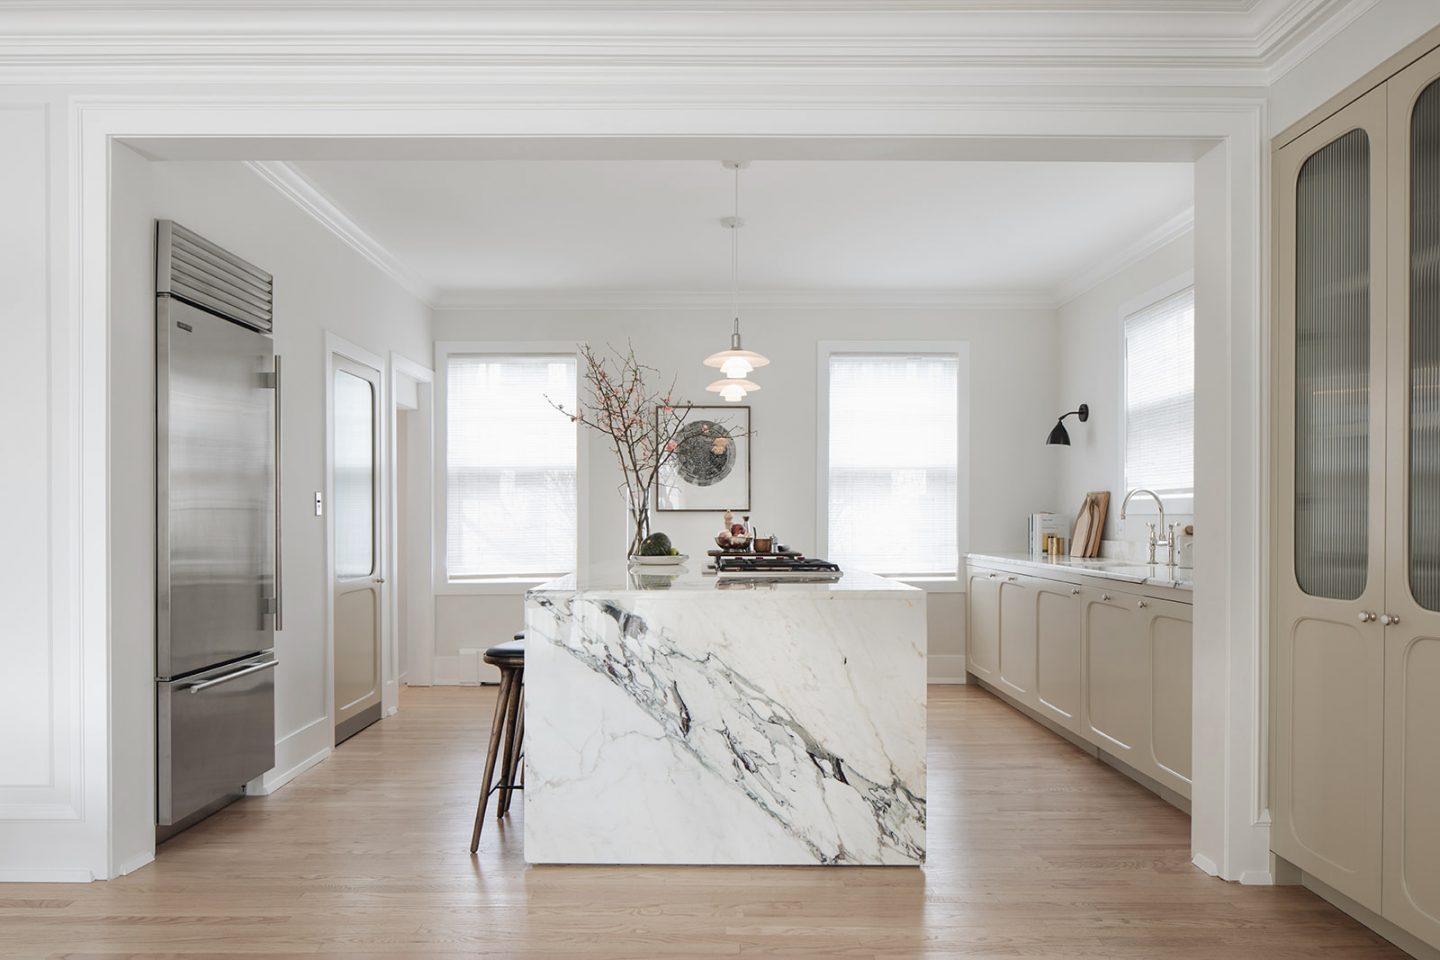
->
158;654;277;825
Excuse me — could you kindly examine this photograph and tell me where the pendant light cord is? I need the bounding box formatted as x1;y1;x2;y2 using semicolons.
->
731;162;740;334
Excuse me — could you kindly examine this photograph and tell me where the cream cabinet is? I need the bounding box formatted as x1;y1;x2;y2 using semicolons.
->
1272;44;1440;949
1033;579;1084;735
966;560;1192;804
965;568;1000;681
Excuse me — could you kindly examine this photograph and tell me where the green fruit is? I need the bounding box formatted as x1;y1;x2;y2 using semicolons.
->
668;547;679;556
639;532;673;556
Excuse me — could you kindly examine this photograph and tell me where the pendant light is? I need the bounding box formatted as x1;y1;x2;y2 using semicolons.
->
705;160;768;400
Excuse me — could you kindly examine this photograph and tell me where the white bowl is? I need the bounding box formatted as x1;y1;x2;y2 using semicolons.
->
629;553;689;566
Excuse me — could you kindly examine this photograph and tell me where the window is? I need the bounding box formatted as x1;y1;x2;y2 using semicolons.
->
445;354;577;579
826;353;960;576
1123;286;1195;503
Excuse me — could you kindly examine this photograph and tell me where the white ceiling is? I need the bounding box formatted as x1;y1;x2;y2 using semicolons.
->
284;159;1193;305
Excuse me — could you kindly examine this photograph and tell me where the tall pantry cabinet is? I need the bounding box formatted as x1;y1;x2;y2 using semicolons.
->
1272;43;1440;951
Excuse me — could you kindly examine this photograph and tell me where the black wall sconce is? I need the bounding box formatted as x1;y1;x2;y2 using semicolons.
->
1046;403;1090;446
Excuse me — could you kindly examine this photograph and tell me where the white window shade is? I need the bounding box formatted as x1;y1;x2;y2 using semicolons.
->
446;355;577;578
827;354;959;576
1124;287;1195;501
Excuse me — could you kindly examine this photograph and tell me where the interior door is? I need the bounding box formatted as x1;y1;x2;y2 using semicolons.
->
1271;86;1388;912
1383;50;1440;946
333;354;384;746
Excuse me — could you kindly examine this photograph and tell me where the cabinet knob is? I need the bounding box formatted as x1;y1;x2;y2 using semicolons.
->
1137;600;1148;609
1006;576;1017;582
1380;613;1400;626
1102;593;1112;601
988;573;997;579
1071;588;1081;596
1358;611;1377;623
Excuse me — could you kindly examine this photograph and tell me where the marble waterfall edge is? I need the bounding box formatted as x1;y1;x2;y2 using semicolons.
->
523;572;927;866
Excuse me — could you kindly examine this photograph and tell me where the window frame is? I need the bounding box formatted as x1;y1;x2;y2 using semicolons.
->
1118;271;1196;517
815;341;970;589
434;340;586;595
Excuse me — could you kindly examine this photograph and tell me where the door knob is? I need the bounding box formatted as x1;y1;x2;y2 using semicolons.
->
1380;613;1400;626
1358;611;1377;623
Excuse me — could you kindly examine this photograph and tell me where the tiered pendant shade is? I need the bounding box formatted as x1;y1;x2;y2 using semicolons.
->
704;161;768;398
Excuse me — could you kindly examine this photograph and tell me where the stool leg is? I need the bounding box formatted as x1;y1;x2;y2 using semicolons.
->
470;669;514;854
501;685;525;817
495;670;524;820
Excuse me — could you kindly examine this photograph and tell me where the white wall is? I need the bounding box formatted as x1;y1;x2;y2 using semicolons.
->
105;155;434;872
1056;230;1195;545
1269;0;1440;136
430;306;1059;683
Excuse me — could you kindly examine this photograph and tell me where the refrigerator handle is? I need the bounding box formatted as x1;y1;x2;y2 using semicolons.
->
273;353;284;632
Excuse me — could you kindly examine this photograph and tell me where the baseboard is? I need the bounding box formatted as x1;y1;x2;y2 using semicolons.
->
433;653;501;685
1238;868;1274;885
1192;853;1220;877
114;851;155;877
1297;865;1440;960
927;655;969;684
246;716;332;796
0;868;95;883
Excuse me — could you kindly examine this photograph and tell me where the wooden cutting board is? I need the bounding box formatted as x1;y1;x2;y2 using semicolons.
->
1070;497;1096;558
1070;491;1111;558
1086;491;1110;557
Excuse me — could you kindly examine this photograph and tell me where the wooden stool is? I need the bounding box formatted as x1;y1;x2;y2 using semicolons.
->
469;633;525;853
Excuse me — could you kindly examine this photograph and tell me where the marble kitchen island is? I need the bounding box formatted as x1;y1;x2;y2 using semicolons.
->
523;567;927;866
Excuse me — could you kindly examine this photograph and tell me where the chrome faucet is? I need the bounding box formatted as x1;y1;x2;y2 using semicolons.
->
1120;488;1177;568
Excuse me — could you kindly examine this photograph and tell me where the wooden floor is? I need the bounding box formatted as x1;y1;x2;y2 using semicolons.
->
1;685;1404;959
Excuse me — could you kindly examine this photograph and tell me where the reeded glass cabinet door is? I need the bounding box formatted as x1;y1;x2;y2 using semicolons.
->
1271;85;1387;914
1407;77;1440;611
1384;51;1440;950
1293;128;1373;600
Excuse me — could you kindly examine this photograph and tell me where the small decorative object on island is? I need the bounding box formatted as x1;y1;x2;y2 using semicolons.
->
714;507;753;552
657;404;752;511
548;343;696;562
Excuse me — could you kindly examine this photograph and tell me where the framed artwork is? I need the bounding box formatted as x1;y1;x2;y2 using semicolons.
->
655;405;751;512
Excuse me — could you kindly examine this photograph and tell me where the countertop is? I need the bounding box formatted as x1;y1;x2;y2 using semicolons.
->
967;552;1194;591
530;566;918;595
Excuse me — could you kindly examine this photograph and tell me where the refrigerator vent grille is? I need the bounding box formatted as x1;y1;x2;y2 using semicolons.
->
157;220;274;332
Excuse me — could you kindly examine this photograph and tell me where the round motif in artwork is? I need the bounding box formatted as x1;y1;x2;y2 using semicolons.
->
672;420;736;487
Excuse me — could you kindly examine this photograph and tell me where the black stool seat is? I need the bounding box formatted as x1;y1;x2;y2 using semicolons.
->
483;639;525;668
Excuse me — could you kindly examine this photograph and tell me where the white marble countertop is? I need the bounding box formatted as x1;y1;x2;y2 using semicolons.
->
967;552;1194;591
531;566;919;595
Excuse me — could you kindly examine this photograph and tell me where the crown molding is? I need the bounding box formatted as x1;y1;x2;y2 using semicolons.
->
244;160;435;306
0;0;1374;88
430;288;1057;312
1052;207;1195;308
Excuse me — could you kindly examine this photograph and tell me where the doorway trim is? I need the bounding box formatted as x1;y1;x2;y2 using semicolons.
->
75;96;1268;883
387;352;435;702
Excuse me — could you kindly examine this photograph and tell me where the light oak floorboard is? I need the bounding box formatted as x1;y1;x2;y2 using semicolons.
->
0;685;1403;959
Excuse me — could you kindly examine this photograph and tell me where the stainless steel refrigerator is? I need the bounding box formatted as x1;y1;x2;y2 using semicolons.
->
155;220;281;838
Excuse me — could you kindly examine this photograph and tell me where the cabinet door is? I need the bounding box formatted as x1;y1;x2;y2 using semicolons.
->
1272;85;1388;912
997;574;1037;704
966;569;1000;680
1033;581;1083;734
1383;49;1440;948
1144;596;1193;798
1083;591;1148;765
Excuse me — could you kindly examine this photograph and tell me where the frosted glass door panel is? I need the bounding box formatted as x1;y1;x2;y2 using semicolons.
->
334;369;376;579
1294;128;1372;601
1411;79;1440;611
